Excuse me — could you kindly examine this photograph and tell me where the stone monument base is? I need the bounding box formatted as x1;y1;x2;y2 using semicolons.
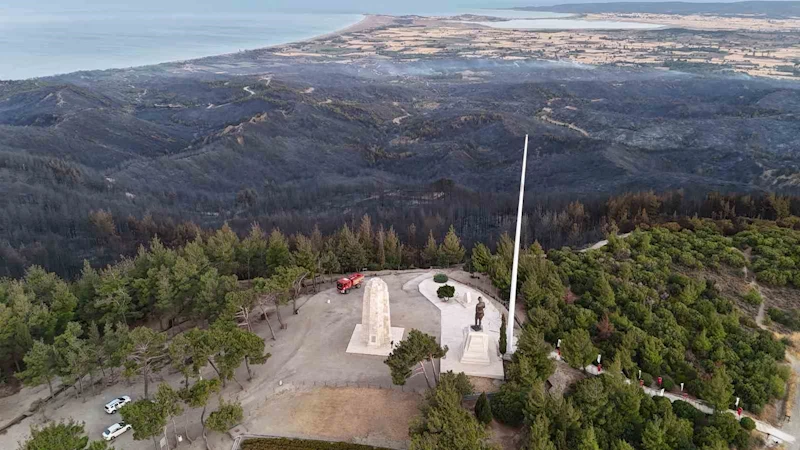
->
345;324;405;356
460;327;491;366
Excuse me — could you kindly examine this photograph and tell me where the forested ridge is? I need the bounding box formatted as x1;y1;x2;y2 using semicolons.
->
477;216;800;450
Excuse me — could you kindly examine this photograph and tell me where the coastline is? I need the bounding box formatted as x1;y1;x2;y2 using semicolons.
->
1;12;373;81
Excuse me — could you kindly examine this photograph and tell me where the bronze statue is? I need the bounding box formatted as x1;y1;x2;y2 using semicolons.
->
472;297;486;331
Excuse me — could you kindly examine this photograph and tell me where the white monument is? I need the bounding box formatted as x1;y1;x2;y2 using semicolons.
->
346;278;404;356
460;327;491;366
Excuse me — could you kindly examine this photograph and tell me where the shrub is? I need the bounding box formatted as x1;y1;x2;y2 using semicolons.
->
490;383;525;426
661;375;676;391
475;392;493;425
768;307;800;331
740;416;756;431
437;284;455;301
641;372;654;387
672;400;703;423
742;287;762;306
734;428;752;450
433;273;449;283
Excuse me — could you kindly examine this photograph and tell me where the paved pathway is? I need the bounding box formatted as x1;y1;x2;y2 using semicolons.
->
417;275;505;379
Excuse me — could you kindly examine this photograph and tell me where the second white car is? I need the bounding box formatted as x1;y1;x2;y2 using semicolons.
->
102;422;132;441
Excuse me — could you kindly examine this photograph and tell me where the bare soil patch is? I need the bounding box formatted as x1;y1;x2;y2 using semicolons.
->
241;387;422;449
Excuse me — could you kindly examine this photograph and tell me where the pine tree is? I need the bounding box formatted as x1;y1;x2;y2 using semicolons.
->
180;378;221;447
204;223;239;276
471;243;493;273
422;231;440;268
641;418;669;450
119;397;168;450
439;225;466;265
385;329;447;388
16;340;58;398
265;229;292;273
20;419;107;450
385;226;402;269
375;226;387;269
704;366;734;412
206;399;244;434
357;215;374;261
240;223;268;279
155;383;184;447
310;224;324;253
499;314;508;355
578;425;601;450
475;392;493;425
562;328;596;372
124;326;167;398
336;224;367;272
293;233;320;292
611;440;636;450
528;414;556;450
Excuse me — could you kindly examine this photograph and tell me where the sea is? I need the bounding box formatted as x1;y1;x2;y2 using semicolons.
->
0;1;657;80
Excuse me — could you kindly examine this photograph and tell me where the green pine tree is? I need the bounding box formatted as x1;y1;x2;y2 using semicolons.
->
475;392;493;425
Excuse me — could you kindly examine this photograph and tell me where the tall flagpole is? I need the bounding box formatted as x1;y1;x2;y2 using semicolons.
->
507;134;529;353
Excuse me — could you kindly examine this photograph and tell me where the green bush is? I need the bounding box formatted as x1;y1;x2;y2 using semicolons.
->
768;307;800;331
641;372;654;387
433;273;449;283
742;287;763;306
661;375;676;391
475;392;493;425
672;400;704;423
242;438;391;450
739;417;756;431
490;383;525;426
437;284;455;301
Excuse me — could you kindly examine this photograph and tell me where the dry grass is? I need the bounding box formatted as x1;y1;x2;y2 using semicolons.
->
243;387;422;448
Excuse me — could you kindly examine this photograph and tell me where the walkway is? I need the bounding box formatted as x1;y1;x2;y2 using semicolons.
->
415;274;505;379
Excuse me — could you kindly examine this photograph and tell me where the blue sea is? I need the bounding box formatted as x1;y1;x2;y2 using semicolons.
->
0;11;366;80
0;1;657;80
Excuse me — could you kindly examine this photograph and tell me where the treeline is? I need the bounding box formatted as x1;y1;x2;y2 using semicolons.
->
0;216;469;381
3;187;800;281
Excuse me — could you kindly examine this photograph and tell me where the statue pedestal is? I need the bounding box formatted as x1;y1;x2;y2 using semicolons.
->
460;327;491;366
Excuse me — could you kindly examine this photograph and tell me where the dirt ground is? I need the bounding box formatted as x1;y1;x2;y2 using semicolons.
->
235;387;421;449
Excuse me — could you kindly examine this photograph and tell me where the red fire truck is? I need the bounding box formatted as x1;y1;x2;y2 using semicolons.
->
336;273;364;294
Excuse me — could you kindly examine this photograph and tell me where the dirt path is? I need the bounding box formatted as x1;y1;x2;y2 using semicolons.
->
537;110;590;137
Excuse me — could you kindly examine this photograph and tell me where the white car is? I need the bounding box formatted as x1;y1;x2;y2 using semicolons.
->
104;395;132;414
102;422;132;441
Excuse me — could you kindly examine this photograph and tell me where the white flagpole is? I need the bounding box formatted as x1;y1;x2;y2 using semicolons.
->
507;134;529;353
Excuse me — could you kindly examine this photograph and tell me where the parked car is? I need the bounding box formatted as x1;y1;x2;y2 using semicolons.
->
102;422;132;441
104;395;132;414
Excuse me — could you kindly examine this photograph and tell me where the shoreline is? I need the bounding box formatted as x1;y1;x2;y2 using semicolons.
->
2;13;376;82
